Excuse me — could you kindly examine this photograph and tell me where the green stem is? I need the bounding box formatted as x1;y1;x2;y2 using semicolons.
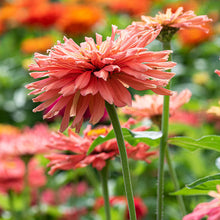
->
157;82;170;220
165;148;186;216
157;40;186;219
21;155;32;216
100;162;111;220
105;102;137;220
8;190;18;220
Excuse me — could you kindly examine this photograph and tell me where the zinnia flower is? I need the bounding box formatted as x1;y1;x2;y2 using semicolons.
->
183;185;220;220
0;157;46;193
122;89;192;121
140;7;212;32
0;124;52;158
216;69;220;76
46;120;157;174
95;196;148;220
26;25;176;132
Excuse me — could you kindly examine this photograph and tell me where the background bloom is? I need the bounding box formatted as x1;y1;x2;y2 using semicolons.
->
26;25;175;132
140;6;212;32
122;89;192;121
46;121;156;174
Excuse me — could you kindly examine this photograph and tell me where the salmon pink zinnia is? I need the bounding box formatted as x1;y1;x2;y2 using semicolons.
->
183;185;220;220
140;7;212;32
122;89;191;121
46;120;156;174
26;25;176;132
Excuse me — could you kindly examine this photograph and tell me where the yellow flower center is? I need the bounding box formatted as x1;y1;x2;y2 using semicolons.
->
87;128;107;136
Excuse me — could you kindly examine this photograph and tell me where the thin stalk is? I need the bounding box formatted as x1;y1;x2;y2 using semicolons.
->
100;162;111;220
105;102;137;220
157;40;186;219
8;190;18;220
157;81;170;220
21;155;32;216
165;148;186;216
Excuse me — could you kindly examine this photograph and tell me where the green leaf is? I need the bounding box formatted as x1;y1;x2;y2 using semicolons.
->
168;135;220;152
87;128;162;155
171;174;220;196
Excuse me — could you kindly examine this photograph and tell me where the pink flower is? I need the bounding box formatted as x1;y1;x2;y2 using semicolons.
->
139;7;212;32
28;159;46;188
215;69;220;76
26;25;175;132
122;89;191;121
46;120;157;174
0;157;25;193
183;185;220;220
0;124;52;157
41;182;88;205
170;110;201;127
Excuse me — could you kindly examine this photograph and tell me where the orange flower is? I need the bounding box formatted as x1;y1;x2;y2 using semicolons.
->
26;25;175;132
108;0;151;16
122;89;192;121
0;124;20;136
178;23;213;47
21;35;55;54
46;121;156;174
56;4;104;36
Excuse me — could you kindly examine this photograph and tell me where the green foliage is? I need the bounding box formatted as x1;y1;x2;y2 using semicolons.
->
169;135;220;152
172;174;220;196
87;128;162;155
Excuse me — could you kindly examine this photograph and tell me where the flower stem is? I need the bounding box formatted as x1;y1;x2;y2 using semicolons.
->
105;102;137;220
165;148;186;216
157;40;186;219
100;162;111;220
157;81;170;220
8;190;18;220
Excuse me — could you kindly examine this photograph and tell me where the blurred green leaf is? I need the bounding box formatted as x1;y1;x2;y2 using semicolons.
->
168;135;220;152
87;128;162;155
171;174;220;196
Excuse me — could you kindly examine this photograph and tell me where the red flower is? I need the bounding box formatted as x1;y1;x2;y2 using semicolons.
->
26;25;175;132
95;196;148;220
46;120;156;174
15;0;63;28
